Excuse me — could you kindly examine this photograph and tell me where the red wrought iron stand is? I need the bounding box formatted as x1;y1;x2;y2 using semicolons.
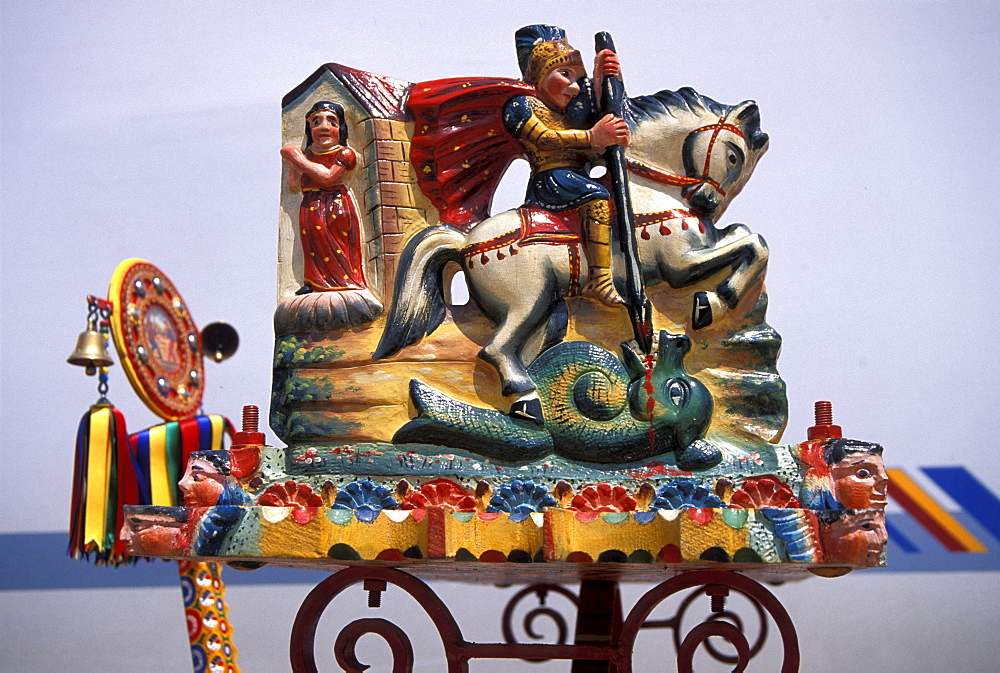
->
288;566;800;672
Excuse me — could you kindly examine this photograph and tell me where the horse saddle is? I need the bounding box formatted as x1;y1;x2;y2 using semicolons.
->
463;207;582;268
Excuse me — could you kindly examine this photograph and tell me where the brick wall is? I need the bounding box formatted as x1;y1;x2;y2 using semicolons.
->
357;118;436;303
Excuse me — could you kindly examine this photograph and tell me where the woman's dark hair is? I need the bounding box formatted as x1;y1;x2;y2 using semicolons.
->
305;100;348;146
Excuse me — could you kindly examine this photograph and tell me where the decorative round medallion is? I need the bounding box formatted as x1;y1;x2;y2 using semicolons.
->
108;259;204;419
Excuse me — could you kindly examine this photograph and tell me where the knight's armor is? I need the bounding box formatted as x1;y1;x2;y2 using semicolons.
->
504;23;624;306
502;96;610;212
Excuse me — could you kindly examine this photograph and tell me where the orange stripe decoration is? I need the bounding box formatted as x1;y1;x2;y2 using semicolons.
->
887;468;987;553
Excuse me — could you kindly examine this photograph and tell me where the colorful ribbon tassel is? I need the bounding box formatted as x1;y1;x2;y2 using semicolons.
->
68;410;233;566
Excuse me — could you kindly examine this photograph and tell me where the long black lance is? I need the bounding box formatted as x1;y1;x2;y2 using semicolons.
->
595;31;653;355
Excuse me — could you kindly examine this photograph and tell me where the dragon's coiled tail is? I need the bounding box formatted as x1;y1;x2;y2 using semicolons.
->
395;379;554;463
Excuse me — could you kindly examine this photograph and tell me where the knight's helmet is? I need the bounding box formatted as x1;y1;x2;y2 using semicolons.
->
515;24;585;85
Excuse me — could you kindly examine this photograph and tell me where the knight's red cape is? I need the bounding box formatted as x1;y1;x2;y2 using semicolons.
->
408;77;535;231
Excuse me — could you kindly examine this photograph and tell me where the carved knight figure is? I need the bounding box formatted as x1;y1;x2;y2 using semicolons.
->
504;24;630;306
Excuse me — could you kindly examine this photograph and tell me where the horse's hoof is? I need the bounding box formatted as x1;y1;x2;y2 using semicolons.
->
692;292;713;329
510;398;544;426
674;439;723;470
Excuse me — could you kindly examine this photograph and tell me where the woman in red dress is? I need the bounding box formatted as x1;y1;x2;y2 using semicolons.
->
280;101;367;294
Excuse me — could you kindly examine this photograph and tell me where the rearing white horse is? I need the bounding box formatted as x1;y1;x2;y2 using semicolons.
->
374;87;769;422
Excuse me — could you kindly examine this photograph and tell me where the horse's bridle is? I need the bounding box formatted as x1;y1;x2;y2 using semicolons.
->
625;115;745;198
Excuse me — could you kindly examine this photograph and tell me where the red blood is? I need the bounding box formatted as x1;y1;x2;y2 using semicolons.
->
644;356;656;447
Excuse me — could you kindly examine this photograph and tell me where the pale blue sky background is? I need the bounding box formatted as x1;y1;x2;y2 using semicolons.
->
2;1;998;670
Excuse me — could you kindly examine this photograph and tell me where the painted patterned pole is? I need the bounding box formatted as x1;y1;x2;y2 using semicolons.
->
178;561;239;673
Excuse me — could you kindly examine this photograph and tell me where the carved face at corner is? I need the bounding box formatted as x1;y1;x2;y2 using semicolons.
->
179;456;227;506
121;509;190;556
830;452;888;509
537;65;586;112
821;510;887;566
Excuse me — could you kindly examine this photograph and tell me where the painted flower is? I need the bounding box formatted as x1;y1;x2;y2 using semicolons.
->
402;478;476;512
650;480;724;510
567;483;638;512
486;479;557;514
729;476;800;509
333;480;398;513
257;480;324;524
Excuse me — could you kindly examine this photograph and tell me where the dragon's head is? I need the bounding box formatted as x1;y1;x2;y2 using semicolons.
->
621;330;714;453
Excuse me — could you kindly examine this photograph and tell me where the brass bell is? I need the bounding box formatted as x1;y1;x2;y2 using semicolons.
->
67;318;114;375
200;322;239;362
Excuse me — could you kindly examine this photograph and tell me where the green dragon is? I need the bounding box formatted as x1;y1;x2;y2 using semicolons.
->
393;330;720;470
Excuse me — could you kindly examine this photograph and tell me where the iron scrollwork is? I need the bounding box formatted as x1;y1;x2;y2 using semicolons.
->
289;568;799;672
501;584;580;660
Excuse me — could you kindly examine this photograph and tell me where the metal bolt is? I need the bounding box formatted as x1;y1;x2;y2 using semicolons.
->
242;405;259;433
364;579;386;608
814;400;833;426
706;584;728;613
808;399;842;440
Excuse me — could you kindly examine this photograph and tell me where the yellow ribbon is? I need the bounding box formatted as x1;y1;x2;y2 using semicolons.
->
83;407;112;548
209;415;225;451
148;424;173;506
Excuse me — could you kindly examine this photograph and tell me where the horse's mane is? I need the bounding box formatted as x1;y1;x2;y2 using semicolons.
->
626;87;768;150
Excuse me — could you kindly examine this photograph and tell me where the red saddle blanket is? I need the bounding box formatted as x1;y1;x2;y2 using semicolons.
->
461;207;582;267
518;206;582;242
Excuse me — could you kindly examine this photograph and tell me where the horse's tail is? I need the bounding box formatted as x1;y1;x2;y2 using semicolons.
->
373;224;465;360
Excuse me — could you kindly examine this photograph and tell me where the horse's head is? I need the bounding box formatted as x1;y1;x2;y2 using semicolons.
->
681;100;768;217
626;88;769;219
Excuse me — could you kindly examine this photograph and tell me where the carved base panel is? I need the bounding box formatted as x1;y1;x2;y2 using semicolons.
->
124;503;884;575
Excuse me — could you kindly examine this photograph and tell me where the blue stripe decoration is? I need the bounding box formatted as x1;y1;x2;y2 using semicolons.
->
1;533;332;591
197;415;213;453
134;430;152;505
884;517;918;553
922;467;1000;544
